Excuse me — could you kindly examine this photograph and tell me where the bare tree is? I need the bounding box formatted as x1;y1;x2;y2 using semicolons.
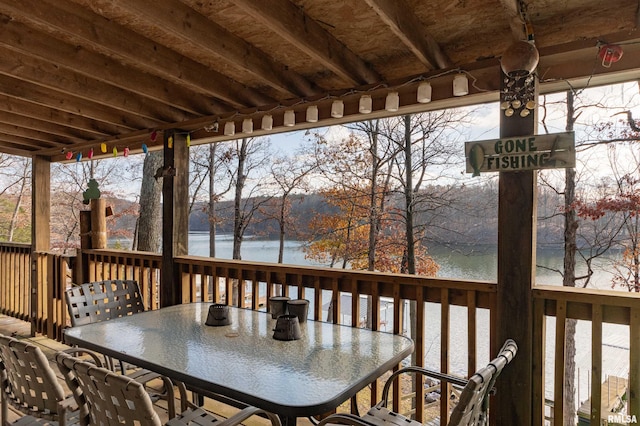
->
228;137;272;259
0;155;31;242
262;149;316;263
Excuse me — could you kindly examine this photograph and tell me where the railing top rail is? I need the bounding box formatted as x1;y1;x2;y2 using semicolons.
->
84;248;162;260
174;254;497;291
534;284;640;306
0;242;31;250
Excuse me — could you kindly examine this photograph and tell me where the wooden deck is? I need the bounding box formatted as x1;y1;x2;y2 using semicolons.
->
0;314;294;426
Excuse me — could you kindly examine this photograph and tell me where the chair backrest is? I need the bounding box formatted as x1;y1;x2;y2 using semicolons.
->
448;339;518;426
65;280;145;327
0;335;67;423
56;351;161;426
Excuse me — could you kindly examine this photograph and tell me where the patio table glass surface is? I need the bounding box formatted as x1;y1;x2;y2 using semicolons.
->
62;303;414;420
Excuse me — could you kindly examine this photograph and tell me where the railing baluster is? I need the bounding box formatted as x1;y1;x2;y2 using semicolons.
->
553;299;567;426
591;304;603;424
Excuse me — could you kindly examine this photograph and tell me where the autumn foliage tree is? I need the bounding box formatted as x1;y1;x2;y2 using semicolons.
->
573;172;640;291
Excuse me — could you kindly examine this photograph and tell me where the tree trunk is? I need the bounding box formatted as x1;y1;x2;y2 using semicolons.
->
8;162;28;242
278;198;286;263
366;121;380;329
208;143;217;258
136;151;163;252
232;139;247;261
563;91;578;425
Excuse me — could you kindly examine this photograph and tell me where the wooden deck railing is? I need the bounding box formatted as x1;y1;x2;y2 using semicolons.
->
2;243;639;425
0;244;73;340
533;285;640;426
0;242;31;320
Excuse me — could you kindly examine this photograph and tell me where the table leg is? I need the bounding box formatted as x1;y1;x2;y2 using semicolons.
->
280;415;298;426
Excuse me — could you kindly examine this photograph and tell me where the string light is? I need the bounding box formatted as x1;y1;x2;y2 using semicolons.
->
242;118;254;133
261;114;273;130
453;74;469;96
359;95;372;113
330;100;344;118
190;68;483;140
283;110;295;127
306;105;318;122
224;121;235;136
417;82;432;103
385;92;399;112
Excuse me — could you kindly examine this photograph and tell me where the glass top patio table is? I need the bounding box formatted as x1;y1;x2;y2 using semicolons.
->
63;303;414;424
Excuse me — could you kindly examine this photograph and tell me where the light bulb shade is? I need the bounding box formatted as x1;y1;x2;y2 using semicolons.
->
261;114;273;130
453;74;468;96
306;105;318;122
330;100;344;118
224;121;235;136
385;91;399;111
359;95;372;113
242;118;253;133
501;40;539;77
284;110;295;127
417;82;432;103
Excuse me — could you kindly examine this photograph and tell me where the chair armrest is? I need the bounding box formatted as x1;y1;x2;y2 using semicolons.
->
60;347;105;367
316;413;375;426
380;366;469;407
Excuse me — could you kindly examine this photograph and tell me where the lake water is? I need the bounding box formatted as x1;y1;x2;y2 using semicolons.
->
188;233;630;404
188;233;618;287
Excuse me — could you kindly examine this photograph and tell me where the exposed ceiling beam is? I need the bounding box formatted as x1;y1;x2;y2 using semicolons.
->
0;74;154;130
0;0;274;109
0;122;79;146
72;0;320;98
0;94;123;137
363;0;452;70
498;0;528;41
0;20;218;116
0;111;104;141
0;47;194;124
233;0;381;85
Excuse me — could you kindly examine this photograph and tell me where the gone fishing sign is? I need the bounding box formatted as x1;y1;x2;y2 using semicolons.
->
465;132;575;176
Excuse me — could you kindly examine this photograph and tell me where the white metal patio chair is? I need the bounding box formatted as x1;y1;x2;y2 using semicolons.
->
55;351;281;426
316;339;518;426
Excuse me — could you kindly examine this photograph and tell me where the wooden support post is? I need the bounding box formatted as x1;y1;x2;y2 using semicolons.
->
495;73;537;425
161;131;189;307
31;156;50;336
76;210;92;284
90;198;107;249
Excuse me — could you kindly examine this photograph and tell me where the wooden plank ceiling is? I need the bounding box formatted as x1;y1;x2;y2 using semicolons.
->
0;0;638;161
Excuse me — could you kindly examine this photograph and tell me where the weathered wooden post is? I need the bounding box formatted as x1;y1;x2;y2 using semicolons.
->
90;198;107;249
160;130;189;307
30;156;50;336
496;74;536;425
